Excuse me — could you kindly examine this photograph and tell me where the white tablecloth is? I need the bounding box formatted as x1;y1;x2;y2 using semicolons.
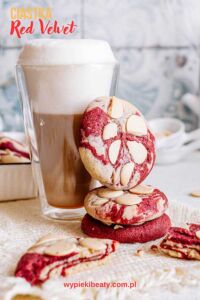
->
1;152;200;300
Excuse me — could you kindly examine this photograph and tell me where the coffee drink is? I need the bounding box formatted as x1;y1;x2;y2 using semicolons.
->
17;39;117;213
33;113;90;208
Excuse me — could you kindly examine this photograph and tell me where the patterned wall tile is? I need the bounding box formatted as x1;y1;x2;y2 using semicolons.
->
1;47;199;131
0;48;23;131
0;0;81;47
0;0;200;131
84;0;200;47
115;47;199;130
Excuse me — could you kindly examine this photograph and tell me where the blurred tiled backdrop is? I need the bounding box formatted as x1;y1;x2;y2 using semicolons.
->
0;0;200;131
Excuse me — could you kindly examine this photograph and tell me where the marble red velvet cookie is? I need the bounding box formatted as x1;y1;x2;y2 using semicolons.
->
81;213;171;243
84;185;168;225
15;234;118;285
159;223;200;260
79;96;155;190
0;137;30;163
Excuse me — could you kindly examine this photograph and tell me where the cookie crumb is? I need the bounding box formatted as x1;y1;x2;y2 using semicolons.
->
113;225;123;230
151;245;158;252
190;190;200;198
135;249;144;256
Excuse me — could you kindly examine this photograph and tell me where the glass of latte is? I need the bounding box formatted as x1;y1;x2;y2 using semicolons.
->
16;39;118;220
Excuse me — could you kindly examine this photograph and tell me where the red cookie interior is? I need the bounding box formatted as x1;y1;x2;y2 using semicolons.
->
159;223;200;260
15;237;118;285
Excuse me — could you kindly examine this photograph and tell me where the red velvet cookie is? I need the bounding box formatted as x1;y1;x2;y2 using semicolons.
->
81;213;171;243
84;185;168;225
15;234;118;285
159;223;200;260
79;96;155;190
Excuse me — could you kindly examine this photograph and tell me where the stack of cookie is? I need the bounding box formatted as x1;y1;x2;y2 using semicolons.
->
79;96;171;243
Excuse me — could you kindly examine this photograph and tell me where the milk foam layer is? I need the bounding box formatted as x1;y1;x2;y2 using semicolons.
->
18;39;117;65
18;39;117;114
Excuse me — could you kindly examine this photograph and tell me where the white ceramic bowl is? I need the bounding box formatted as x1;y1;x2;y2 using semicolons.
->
149;118;200;164
148;118;185;149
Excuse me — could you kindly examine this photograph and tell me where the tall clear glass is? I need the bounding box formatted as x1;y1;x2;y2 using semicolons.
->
16;61;118;220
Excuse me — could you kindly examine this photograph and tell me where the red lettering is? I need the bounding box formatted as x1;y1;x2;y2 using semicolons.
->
53;21;63;34
10;19;76;38
26;23;34;34
68;20;76;34
10;20;22;38
47;26;54;34
39;19;50;33
39;19;77;35
10;20;34;38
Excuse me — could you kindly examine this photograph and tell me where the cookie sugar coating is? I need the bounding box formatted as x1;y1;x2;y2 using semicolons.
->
84;185;168;225
79;96;155;190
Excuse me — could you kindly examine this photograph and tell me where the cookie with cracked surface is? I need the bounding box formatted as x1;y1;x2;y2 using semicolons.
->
84;185;168;225
79;96;155;190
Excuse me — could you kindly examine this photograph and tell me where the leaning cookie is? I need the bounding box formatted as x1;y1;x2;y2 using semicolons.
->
159;223;200;260
84;185;168;225
81;213;171;243
15;234;118;285
79;96;155;190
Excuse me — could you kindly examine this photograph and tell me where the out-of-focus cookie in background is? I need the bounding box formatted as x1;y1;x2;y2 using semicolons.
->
0;132;37;201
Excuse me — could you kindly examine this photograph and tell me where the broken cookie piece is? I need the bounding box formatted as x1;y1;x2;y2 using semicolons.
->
15;235;118;285
159;223;200;260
